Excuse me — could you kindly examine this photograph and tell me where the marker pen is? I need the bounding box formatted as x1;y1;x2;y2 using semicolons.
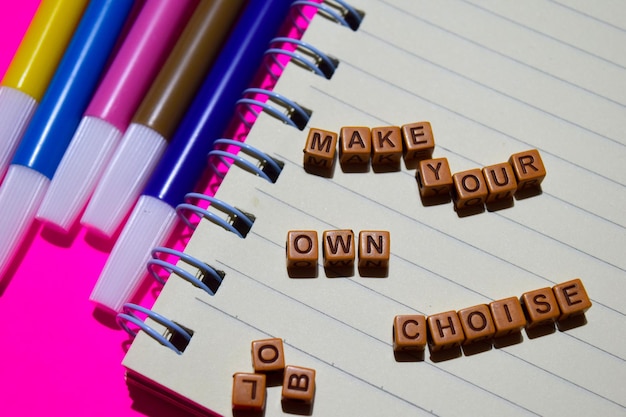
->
81;0;245;237
36;0;198;231
0;0;135;277
90;0;296;312
0;0;88;179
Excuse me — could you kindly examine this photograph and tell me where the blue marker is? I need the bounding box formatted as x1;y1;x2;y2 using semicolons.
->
90;0;296;312
0;0;135;277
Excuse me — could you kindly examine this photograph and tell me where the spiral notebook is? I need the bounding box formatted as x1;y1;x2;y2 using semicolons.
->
122;0;626;416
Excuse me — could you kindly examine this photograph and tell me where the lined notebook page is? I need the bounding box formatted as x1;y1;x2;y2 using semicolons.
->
122;1;626;415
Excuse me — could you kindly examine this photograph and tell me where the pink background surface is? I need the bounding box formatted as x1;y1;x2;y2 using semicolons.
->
0;2;192;416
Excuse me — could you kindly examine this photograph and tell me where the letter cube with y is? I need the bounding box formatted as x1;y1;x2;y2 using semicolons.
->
340;126;371;165
323;229;355;268
401;121;434;162
552;278;592;320
303;128;338;170
489;297;527;337
427;311;465;351
282;365;316;404
509;149;546;190
232;373;266;412
358;230;390;269
520;287;561;328
393;314;427;351
286;230;318;270
416;158;453;198
252;338;285;373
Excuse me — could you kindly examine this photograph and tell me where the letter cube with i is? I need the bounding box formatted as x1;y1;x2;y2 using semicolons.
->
286;230;318;270
489;297;527;337
252;338;285;374
303;127;338;172
282;365;316;404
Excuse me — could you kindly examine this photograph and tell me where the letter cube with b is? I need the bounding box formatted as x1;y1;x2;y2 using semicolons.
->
282;365;316;404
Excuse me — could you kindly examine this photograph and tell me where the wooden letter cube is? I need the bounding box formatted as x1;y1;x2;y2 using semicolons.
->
286;230;318;269
452;168;488;210
323;229;355;268
508;149;546;190
371;126;402;167
552;278;592;320
520;287;561;328
358;230;390;269
232;372;266;412
416;158;453;198
303;128;338;171
252;338;285;373
393;314;427;351
489;297;527;337
427;311;465;351
457;304;495;344
401;121;434;162
339;126;371;165
282;365;316;404
482;162;517;203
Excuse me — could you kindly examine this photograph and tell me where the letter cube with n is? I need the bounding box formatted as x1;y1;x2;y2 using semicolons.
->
303;128;338;171
358;230;390;269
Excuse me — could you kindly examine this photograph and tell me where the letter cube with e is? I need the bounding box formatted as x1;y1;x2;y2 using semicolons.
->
401;121;434;163
552;278;592;320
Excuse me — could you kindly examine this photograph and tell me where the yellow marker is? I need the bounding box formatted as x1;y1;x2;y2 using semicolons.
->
2;0;88;99
0;0;88;179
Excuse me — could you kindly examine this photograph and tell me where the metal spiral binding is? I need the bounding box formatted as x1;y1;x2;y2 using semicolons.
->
176;193;255;237
265;37;339;79
293;0;365;31
207;138;284;183
236;87;312;131
147;246;225;296
117;303;193;354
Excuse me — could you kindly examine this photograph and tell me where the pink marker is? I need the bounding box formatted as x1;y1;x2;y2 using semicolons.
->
36;0;197;231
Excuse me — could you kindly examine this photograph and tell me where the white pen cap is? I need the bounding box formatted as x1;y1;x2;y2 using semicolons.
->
0;87;38;179
0;164;49;276
81;123;167;237
89;195;178;312
36;116;122;231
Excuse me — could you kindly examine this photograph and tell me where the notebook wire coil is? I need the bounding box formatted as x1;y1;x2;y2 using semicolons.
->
176;193;255;237
147;246;225;296
292;0;365;31
207;138;284;183
117;303;193;355
265;37;339;80
236;87;312;131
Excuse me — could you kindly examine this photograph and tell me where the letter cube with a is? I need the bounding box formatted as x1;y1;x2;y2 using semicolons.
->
339;126;371;165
